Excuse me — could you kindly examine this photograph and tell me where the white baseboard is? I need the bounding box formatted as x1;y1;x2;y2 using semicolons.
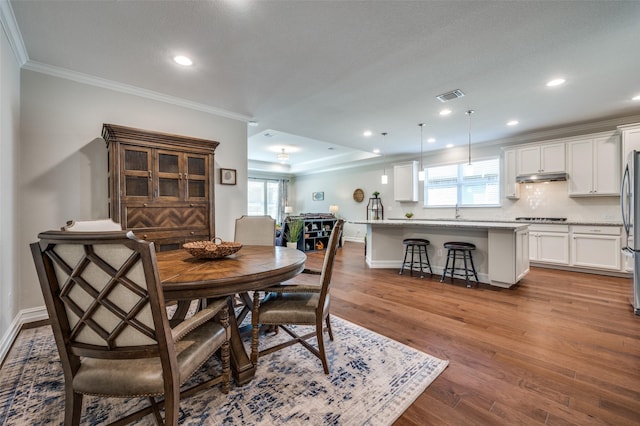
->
343;236;365;244
0;306;48;364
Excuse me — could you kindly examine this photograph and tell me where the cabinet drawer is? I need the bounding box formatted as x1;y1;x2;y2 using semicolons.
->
571;225;620;236
529;224;569;232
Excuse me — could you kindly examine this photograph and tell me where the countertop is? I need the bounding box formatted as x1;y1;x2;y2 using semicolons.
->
351;218;623;227
351;219;530;230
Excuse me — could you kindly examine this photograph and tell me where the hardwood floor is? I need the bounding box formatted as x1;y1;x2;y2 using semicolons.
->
309;241;640;425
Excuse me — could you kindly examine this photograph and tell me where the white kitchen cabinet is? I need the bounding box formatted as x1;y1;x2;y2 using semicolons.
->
619;123;640;163
517;142;566;175
393;161;418;202
567;133;620;196
504;149;520;199
570;225;621;271
529;224;570;265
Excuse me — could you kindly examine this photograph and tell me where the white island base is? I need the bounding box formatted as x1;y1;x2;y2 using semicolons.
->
356;219;530;288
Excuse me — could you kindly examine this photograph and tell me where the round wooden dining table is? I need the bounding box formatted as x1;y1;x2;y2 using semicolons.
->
155;245;307;385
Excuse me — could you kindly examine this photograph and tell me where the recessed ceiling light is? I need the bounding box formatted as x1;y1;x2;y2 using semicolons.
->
373;148;380;154
507;120;519;126
427;137;436;143
440;109;452;116
248;120;259;127
633;94;640;101
174;55;193;66
446;143;454;148
546;78;565;87
363;130;373;137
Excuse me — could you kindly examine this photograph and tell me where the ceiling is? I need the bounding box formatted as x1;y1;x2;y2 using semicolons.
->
7;1;640;174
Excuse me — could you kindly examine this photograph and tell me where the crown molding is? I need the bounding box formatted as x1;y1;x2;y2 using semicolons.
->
0;0;28;65
22;60;252;122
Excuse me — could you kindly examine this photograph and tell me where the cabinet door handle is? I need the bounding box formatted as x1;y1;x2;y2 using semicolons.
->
148;171;152;179
143;203;148;207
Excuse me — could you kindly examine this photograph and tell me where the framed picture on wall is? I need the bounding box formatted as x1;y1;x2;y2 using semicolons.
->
220;168;237;185
312;191;324;201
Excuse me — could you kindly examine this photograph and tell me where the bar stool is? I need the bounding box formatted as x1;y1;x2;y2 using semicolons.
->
440;242;479;288
399;238;433;278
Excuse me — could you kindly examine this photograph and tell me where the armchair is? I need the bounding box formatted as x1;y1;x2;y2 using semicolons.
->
30;230;230;425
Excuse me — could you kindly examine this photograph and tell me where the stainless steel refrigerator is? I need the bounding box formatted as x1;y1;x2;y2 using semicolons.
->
621;150;640;315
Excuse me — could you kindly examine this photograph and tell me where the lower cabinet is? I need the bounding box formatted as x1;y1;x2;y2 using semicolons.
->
528;224;625;274
570;226;621;271
529;225;570;265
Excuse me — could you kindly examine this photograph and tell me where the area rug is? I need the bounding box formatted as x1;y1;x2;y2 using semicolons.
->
0;316;448;425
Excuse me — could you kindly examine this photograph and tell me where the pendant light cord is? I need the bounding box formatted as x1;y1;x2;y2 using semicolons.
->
418;123;424;171
466;110;474;165
382;132;387;174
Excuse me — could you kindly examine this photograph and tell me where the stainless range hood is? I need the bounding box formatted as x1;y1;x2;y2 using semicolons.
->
516;172;568;183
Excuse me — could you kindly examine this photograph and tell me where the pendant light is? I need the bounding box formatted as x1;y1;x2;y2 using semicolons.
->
418;123;425;182
465;110;475;173
381;132;388;184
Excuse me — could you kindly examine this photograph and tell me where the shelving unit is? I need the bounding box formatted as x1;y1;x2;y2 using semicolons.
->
283;214;338;252
302;217;337;252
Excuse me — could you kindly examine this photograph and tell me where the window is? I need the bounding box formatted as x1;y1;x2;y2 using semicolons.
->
248;178;281;218
424;157;500;207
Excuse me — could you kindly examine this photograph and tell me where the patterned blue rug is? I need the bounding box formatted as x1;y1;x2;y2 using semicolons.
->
0;316;448;425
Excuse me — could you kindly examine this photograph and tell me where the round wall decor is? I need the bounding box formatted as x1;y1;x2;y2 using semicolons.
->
353;188;365;203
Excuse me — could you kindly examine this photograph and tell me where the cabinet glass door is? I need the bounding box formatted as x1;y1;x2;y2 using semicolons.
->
186;154;208;200
122;147;152;199
157;150;181;199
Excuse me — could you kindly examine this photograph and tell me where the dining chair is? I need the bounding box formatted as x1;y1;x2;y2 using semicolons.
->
62;218;198;323
30;230;230;425
234;215;276;246
250;219;344;374
234;215;277;323
61;218;122;231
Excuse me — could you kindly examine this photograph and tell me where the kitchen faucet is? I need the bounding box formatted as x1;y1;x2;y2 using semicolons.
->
455;204;461;219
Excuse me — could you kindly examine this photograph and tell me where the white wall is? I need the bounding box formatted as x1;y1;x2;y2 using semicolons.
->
292;139;622;242
0;13;20;342
18;70;247;310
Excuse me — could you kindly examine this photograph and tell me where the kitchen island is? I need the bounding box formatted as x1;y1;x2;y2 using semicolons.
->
352;219;530;288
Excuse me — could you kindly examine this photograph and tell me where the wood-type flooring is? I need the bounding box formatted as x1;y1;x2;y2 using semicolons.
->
304;241;640;425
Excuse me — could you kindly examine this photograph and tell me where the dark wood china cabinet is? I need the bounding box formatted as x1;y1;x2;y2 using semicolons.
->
102;124;219;251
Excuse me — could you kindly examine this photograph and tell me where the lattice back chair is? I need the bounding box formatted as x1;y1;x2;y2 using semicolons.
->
61;220;196;324
233;215;277;323
62;219;122;231
30;230;230;426
251;219;345;374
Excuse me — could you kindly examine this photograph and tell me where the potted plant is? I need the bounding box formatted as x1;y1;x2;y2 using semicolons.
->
373;191;380;198
405;212;414;219
284;220;304;249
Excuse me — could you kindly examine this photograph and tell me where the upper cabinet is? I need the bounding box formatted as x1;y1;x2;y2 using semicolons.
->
394;161;419;202
103;124;219;251
503;149;520;199
567;132;620;197
619;123;640;163
516;142;566;175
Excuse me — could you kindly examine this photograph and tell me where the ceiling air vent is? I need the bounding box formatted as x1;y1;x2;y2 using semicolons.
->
436;89;465;102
